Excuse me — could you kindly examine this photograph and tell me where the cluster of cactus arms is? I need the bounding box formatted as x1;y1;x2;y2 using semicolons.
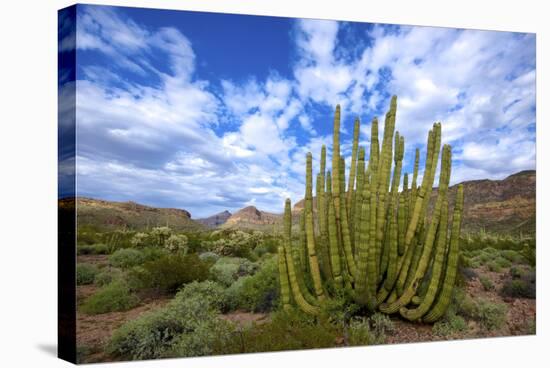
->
278;96;465;322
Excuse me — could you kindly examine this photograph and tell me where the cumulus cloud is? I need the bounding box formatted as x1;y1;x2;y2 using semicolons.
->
71;5;535;216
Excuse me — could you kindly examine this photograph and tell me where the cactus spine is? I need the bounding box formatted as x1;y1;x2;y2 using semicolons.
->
278;97;463;322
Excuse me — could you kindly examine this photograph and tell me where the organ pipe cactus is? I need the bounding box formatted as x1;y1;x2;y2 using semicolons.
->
278;96;464;322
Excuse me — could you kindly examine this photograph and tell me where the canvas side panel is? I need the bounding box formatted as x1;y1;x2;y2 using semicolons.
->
58;4;77;364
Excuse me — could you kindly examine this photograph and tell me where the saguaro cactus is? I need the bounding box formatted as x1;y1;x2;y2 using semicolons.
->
278;96;464;322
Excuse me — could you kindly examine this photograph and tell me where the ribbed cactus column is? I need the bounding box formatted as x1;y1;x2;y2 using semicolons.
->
423;184;464;323
347;118;360;220
278;245;291;311
277;96;462;322
281;199;319;315
380;143;450;314
305;153;325;300
326;171;343;287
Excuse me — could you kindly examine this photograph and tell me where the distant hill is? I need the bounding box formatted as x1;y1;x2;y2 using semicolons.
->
222;206;282;231
432;170;535;235
68;170;535;236
67;197;204;231
196;210;232;228
293;170;536;236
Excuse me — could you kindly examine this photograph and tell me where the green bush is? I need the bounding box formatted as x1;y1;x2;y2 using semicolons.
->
500;250;525;264
127;253;210;294
347;317;371;346
347;313;394;345
80;280;139;314
77;263;99;285
94;268;123;286
108;281;231;360
225;257;278;312
487;261;503;273
165;234;188;253
109;248;146;269
210;257;258;287
475;299;507;331
479;275;494;291
234;308;338;353
199;251;219;263
77;243;109;255
432;314;467;337
500;271;535;299
140;246;169;262
130;232;150;247
495;256;512;268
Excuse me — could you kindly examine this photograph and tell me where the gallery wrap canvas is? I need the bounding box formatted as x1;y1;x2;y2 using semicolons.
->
58;3;536;364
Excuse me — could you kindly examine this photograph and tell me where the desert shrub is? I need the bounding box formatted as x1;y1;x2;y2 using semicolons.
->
172;281;227;311
140;246;169;262
224;257;278;312
347;317;372;346
521;239;536;266
432;314;467;337
500;271;536;299
80;280;139;314
130;232;150;248
127;253;210;294
210;257;258;287
479;275;494;291
320;289;360;325
206;230;262;258
500;250;525;264
234;308;338;353
368;313;395;344
509;266;526;279
495;256;512;268
475;299;507;331
109;248;146;269
487;261;503;273
165;234;188;253
94;268;123;286
476;252;491;265
108;281;230;360
77;243;109;255
150;226;172;247
77;263;99;285
199;251;219;263
455;291;478;319
346;313;394;346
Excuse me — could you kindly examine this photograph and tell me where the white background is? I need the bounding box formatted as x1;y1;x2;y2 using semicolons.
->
0;0;547;366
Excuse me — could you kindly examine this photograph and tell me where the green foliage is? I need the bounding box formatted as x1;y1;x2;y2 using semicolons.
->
109;248;146;269
94;268;123;286
127;253;210;294
77;243;109;255
234;308;339;353
224;257;279;312
77;263;99;285
108;281;231;360
130;232;150;247
479;275;494;291
347;317;372;346
210;257;258;287
521;239;536;266
165;234;188;253
460;231;526;252
475;299;508;331
500;270;536;299
80;280;139;315
487;261;503;273
199;251;219;263
150;226;172;247
432;314;467;337
206;229;264;258
500;250;525;264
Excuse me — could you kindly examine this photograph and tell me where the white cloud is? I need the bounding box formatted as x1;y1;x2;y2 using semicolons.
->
73;6;535;216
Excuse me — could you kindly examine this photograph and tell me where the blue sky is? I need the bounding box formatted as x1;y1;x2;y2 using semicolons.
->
58;4;536;218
